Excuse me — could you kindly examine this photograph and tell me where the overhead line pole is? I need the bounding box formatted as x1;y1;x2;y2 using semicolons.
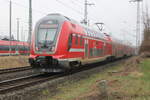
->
16;18;20;54
17;18;20;41
84;0;88;25
137;1;140;51
130;0;143;54
9;0;12;56
83;0;94;25
28;0;32;48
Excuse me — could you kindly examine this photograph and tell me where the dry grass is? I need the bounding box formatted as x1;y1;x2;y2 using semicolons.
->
46;56;150;100
0;56;29;69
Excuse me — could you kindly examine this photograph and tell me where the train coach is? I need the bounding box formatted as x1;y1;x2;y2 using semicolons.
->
29;13;135;72
0;39;29;56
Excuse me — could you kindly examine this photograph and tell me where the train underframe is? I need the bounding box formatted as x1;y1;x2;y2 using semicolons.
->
29;56;81;73
29;54;131;73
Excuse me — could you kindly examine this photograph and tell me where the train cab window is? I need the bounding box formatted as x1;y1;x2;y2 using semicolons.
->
36;20;59;52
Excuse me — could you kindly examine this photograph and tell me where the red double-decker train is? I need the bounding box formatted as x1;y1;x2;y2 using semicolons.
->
29;13;135;72
0;39;29;56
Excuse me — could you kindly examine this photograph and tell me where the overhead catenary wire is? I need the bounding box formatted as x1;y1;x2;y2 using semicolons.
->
2;0;85;28
69;0;83;7
55;0;83;16
11;0;84;18
3;0;47;16
2;0;89;24
6;0;84;19
75;0;84;4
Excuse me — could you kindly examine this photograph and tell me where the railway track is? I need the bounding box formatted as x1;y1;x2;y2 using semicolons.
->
0;66;32;75
0;73;64;94
0;57;129;94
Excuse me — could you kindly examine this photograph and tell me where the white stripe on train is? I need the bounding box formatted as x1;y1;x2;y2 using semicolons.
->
69;48;85;52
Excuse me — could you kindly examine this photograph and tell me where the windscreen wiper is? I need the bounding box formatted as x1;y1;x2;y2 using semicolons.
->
43;29;49;48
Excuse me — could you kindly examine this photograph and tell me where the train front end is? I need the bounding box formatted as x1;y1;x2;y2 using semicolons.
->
29;14;68;72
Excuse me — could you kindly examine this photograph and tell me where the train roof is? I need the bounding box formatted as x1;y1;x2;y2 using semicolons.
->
38;13;77;24
46;14;103;33
41;13;108;41
111;37;133;46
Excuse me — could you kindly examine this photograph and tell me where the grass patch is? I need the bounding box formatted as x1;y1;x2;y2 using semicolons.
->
43;58;150;100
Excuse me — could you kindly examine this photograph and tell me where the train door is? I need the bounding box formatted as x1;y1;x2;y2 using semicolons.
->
103;42;107;56
100;41;104;57
84;39;88;59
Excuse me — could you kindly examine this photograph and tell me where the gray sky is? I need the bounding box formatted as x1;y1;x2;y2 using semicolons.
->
0;0;149;45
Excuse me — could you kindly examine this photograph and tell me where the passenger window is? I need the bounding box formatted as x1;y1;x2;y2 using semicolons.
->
82;38;84;45
80;36;83;46
75;35;78;45
90;48;93;57
68;34;72;50
96;41;99;46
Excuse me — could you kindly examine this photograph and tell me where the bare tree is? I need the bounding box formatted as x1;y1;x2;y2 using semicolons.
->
139;5;150;53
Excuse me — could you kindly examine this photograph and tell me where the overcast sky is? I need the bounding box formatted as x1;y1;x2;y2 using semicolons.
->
0;0;149;45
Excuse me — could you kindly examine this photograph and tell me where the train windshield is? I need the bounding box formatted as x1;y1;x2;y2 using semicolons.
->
36;20;59;51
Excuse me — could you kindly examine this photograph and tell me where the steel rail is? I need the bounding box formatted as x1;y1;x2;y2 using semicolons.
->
0;66;32;75
0;73;63;94
0;57;130;94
